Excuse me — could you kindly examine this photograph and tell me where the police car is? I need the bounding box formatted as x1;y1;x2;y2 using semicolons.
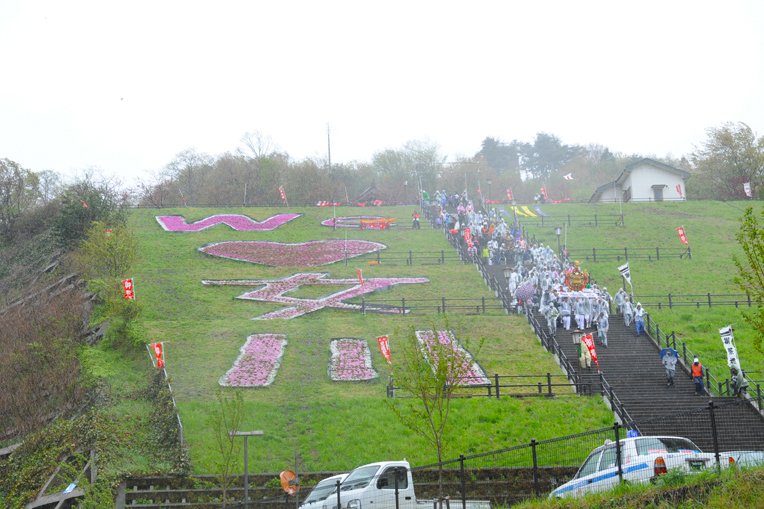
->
550;436;735;499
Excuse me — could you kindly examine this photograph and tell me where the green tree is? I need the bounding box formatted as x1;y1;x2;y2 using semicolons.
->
691;122;764;200
387;320;483;500
0;158;40;239
208;388;246;506
73;221;138;281
733;206;764;352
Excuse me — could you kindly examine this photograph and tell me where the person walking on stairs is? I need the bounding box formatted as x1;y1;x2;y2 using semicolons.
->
622;297;634;328
692;357;705;396
597;312;609;347
663;350;677;387
634;302;645;335
573;329;591;370
574;297;586;330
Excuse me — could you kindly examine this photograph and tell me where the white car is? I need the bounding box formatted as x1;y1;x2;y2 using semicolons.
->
550;436;734;499
301;474;348;509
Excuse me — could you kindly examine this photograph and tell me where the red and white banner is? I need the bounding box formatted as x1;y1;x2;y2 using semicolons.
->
551;198;572;204
80;200;89;209
464;228;474;248
485;200;501;204
744;182;752;197
316;201;341;207
122;278;135;300
677;226;689;245
373;200;384;206
581;333;599;370
149;342;164;369
564;173;573;180
676;184;683;199
357;269;363;288
477;188;482;195
540;187;548;200
506;188;513;201
377;335;391;365
279;186;286;201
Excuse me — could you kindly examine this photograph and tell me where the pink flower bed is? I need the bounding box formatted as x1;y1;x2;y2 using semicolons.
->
219;334;288;387
198;239;386;267
202;272;430;320
415;330;490;386
155;213;302;232
320;216;385;228
328;338;379;381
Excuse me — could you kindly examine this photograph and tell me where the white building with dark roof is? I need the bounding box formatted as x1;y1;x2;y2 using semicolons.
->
589;158;691;203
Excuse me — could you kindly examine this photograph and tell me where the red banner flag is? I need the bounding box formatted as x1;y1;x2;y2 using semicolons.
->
278;186;286;201
477;188;482;195
581;333;599;370
676;184;683;199
506;188;513;201
149;342;164;369
677;226;689;245
377;335;391;365
540;187;548;200
357;269;363;287
374;199;384;206
80;200;89;209
464;228;473;248
122;278;135;300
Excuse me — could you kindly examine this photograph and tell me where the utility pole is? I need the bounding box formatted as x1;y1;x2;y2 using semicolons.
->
327;122;332;170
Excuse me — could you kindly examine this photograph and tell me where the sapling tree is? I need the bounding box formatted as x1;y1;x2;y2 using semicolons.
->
387;318;484;501
208;388;245;505
734;206;764;352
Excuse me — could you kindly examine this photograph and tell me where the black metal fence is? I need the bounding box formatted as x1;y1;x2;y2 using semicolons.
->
526;213;625;228
387;373;581;399
351;250;461;266
568;246;692;263
637;293;753;310
359;296;507;316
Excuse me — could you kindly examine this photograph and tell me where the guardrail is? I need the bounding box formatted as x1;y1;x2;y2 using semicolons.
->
568;246;692;263
637;293;752;309
352;250;460;266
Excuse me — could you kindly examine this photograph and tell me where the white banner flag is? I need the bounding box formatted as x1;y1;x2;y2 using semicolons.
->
719;325;741;372
744;182;752;197
618;262;631;285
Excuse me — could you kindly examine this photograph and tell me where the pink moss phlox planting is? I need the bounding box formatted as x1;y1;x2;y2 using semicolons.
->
197;239;386;267
155;213;302;232
415;330;490;386
219;334;288;387
202;272;430;320
320;216;385;228
328;338;379;381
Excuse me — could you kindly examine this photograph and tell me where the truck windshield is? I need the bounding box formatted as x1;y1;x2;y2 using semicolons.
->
635;437;700;455
342;466;380;491
303;479;341;504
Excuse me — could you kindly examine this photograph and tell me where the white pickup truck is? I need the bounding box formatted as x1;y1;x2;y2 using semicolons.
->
320;460;490;509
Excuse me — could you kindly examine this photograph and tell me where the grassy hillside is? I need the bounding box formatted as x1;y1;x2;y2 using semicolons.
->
93;206;616;474
519;200;764;385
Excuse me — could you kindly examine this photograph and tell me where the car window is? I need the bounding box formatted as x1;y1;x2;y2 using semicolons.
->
635;438;700;455
598;447;617;471
376;467;408;490
342;466;380;491
304;478;342;504
577;449;603;478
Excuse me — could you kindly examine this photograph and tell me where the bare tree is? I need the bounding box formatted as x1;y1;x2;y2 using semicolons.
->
239;130;279;161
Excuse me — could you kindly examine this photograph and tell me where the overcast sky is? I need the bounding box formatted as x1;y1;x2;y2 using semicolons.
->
1;0;763;183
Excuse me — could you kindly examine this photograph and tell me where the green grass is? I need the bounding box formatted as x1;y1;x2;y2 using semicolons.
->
82;206;617;474
520;200;764;384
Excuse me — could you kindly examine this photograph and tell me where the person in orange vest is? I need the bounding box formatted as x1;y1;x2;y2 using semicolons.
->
692;357;705;396
412;210;420;229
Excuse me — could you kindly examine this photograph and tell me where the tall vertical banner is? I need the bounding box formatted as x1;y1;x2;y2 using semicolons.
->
540;187;548;200
618;262;631;285
581;333;599;370
377;335;391;365
279;186;286;201
676;184;683;199
149;342;165;369
506;188;513;201
719;326;741;372
677;226;689;245
744;182;752;198
357;269;363;289
122;278;135;300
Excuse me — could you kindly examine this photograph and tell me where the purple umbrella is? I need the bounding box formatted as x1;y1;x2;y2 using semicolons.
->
515;284;535;303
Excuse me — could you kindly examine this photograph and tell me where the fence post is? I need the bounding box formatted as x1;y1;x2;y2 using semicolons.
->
706;368;711;394
593;247;596;263
672;332;676;350
441;250;445;264
614;422;623;484
656;247;660;261
531;439;539;498
668;294;672;309
495;374;500;400
599;372;604;395
442;297;446;314
708;401;720;466
547;372;552;397
708;293;712;308
409;251;413;266
595;214;598;227
683;342;687;365
625;247;628;261
401;298;406;315
758;384;762;411
688;246;692;260
459;454;466;509
725;379;730;396
656;324;660;344
336;480;342;509
394;466;400;509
